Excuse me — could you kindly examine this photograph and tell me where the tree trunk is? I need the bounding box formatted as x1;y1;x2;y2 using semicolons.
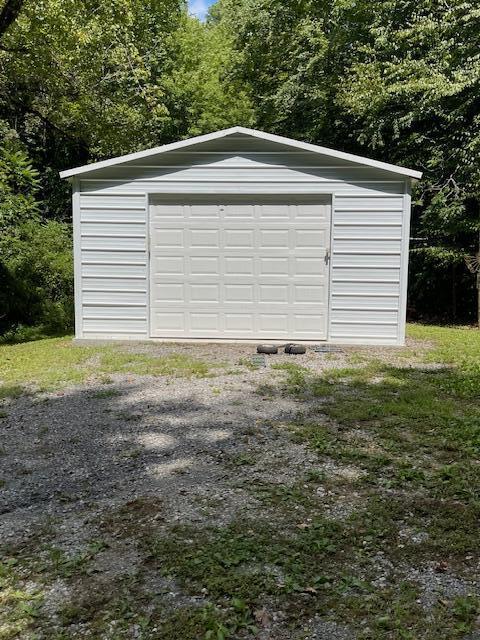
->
0;0;24;40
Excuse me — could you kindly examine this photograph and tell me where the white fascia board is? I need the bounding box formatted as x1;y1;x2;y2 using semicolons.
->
59;128;242;179
59;126;423;180
236;128;423;179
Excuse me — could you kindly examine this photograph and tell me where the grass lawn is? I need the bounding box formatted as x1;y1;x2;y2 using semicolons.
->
0;337;214;397
0;325;479;639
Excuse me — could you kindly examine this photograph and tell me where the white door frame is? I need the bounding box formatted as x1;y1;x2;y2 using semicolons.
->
147;192;333;343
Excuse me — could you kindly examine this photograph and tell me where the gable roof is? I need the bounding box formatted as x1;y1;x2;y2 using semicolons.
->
59;126;423;180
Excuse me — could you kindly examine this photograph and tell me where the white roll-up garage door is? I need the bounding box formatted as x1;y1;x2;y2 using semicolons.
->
149;195;331;340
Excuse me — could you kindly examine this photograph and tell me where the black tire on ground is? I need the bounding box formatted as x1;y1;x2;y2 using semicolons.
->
288;345;306;355
284;343;295;354
257;345;279;355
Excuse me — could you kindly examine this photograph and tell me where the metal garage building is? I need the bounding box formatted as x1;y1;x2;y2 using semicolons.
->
60;127;422;346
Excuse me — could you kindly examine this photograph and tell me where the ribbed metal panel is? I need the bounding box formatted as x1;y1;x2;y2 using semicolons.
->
82;319;147;333
78;165;402;182
79;194;145;209
83;290;147;305
329;194;405;343
80;209;146;223
76;140;410;344
331;295;399;310
81;237;146;252
330;322;398;338
80;180;404;196
78;191;148;336
82;276;147;291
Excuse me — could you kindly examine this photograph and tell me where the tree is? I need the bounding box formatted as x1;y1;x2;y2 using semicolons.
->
0;121;72;336
0;1;254;221
212;0;480;321
0;0;24;40
0;0;186;220
338;0;480;321
0;120;40;231
163;13;254;139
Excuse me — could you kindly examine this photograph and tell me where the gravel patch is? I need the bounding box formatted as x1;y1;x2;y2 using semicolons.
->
408;563;480;610
1;338;464;639
0;342;365;544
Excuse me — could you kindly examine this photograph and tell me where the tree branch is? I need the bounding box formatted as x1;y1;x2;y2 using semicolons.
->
0;0;24;40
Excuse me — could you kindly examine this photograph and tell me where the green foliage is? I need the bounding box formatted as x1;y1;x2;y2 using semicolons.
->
213;0;480;321
0;1;253;219
0;0;478;325
2;1;184;159
163;14;254;138
0;220;74;335
0;122;40;230
0;124;74;336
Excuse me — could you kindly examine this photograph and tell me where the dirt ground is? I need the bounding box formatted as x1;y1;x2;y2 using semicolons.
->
1;338;479;639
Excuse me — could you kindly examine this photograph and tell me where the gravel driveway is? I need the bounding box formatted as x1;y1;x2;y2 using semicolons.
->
2;339;479;640
1;342;359;639
1;343;334;541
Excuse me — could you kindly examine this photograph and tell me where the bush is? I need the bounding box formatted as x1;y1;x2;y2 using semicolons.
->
0;220;74;339
408;247;476;323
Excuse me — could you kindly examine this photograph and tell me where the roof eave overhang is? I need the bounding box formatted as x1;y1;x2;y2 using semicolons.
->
59;126;423;180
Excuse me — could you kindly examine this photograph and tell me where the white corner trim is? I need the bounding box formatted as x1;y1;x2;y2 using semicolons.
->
72;178;83;339
59;126;423;180
145;192;151;339
398;180;412;345
327;193;335;342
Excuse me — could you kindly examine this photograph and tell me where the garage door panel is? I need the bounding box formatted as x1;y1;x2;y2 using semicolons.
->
225;314;254;332
190;256;219;275
259;257;290;275
225;284;255;303
224;229;255;248
257;204;290;219
154;256;184;275
259;284;289;303
294;257;327;276
259;229;290;249
150;196;331;340
293;203;329;220
190;313;220;332
153;311;185;331
294;314;327;335
294;284;326;303
225;257;255;275
190;283;220;302
189;229;219;248
295;229;328;248
224;203;255;218
150;203;185;218
259;314;289;332
152;228;184;248
153;283;184;302
188;203;220;218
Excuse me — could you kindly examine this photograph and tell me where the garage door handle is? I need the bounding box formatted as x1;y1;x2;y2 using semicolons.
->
325;249;331;264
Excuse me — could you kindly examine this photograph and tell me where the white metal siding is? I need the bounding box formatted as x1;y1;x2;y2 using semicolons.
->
329;194;404;343
75;134;409;344
78;194;148;338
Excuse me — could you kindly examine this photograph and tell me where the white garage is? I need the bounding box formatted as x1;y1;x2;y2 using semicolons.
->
60;127;422;346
